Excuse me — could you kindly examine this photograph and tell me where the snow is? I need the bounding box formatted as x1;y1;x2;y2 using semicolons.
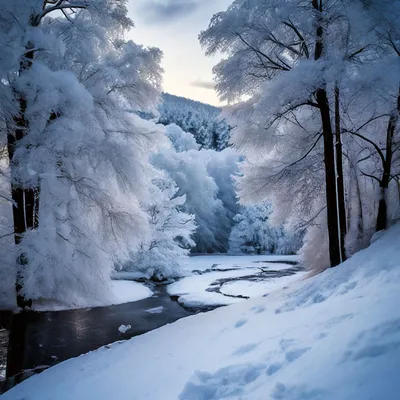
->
32;281;153;311
182;254;299;274
219;272;308;298
111;271;148;281
118;325;131;334
109;281;153;306
145;306;164;314
5;225;400;400
168;255;302;308
177;292;242;309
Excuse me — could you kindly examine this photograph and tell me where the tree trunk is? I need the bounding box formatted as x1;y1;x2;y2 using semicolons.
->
376;90;399;231
376;114;396;231
346;158;364;254
313;0;342;267
7;97;35;309
316;88;342;267
334;86;347;262
5;40;37;385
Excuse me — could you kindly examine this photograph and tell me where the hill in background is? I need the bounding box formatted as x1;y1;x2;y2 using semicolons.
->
157;93;232;151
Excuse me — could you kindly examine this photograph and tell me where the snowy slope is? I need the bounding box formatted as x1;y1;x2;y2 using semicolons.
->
4;225;400;400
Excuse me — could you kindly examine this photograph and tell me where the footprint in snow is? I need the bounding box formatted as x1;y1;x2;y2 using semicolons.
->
251;305;265;314
235;319;247;328
285;347;311;363
232;343;259;356
325;313;353;329
279;338;295;351
265;347;310;377
343;318;400;362
267;362;283;376
271;382;326;399
317;332;328;340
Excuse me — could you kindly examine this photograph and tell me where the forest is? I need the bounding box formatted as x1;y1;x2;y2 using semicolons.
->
1;0;400;399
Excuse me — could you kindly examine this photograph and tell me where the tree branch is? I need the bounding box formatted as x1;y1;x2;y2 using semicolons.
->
283;20;310;59
359;170;382;184
236;32;291;72
0;232;15;240
343;129;386;165
37;1;87;24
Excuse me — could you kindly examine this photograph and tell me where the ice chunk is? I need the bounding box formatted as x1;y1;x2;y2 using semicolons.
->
118;324;131;334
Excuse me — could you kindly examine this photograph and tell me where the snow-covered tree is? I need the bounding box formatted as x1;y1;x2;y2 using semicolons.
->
200;0;400;268
229;202;301;255
158;93;231;150
205;148;239;224
152;124;239;253
125;173;196;280
165;123;199;152
229;203;279;254
0;0;163;309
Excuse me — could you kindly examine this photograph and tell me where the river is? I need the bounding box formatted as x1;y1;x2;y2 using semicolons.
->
0;284;192;392
0;259;301;393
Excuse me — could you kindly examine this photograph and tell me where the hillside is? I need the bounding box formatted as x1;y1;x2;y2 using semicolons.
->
158;93;231;151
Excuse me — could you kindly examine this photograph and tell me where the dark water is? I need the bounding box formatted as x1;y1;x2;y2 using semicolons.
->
0;329;7;379
1;285;192;385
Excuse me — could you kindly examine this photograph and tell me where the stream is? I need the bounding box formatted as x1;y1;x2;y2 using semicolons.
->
0;259;301;393
0;284;193;391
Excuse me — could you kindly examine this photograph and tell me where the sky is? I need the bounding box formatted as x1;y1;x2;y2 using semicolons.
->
127;0;232;106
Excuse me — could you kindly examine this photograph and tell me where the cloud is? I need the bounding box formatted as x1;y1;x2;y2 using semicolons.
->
190;79;215;90
137;0;202;23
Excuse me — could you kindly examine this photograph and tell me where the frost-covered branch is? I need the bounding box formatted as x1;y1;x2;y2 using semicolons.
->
37;1;87;25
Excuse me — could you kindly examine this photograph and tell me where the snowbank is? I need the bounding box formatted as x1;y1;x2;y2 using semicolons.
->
32;281;153;311
169;255;303;308
181;254;299;274
219;272;308;298
4;225;400;399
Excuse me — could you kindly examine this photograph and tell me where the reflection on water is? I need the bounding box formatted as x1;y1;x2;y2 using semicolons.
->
19;286;192;372
0;329;8;380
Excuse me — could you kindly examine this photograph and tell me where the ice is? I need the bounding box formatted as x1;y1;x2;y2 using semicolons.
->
145;306;164;314
118;325;131;334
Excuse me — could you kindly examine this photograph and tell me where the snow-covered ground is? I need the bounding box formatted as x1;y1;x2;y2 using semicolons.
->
169;255;304;309
181;254;299;274
32;281;153;312
6;226;400;399
2;255;298;312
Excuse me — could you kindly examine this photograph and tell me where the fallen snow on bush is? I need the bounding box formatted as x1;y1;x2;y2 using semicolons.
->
5;226;400;399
